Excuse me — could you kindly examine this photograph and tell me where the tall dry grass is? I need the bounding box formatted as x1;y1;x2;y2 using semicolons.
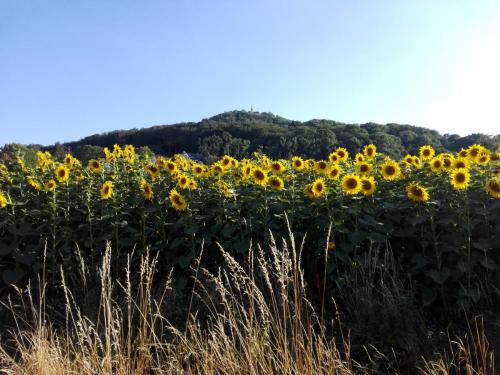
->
0;224;495;374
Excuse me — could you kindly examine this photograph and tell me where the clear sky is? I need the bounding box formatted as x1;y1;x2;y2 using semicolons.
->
1;0;499;146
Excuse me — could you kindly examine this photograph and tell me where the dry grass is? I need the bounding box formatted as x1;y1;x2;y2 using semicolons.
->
0;224;495;374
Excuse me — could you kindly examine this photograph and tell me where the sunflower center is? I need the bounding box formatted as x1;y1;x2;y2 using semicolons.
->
455;174;466;183
346;178;357;189
411;187;423;197
362;181;372;190
385;166;395;175
255;171;264;180
490;182;500;192
360;165;368;172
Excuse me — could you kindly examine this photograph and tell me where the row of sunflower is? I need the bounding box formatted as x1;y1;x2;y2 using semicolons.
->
0;143;499;310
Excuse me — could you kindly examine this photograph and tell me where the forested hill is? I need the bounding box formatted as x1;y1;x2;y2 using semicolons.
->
4;110;500;162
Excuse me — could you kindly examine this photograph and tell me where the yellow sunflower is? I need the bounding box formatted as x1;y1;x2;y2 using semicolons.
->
271;161;286;174
55;165;70;183
45;179;57;192
485;179;500;199
363;144;377;160
169;189;188;211
327;165;341;180
211;163;225;177
452;158;469;170
27;176;42;191
268;176;285;191
360;176;376;196
402;154;414;167
88;159;103;173
380;159;402;180
467;144;483;162
406;183;429;202
100;181;113;200
356;161;372;176
0;193;7;208
252;167;268;186
291;156;305;171
429;157;445;173
314;160;330;174
242;164;253;180
412;156;422;169
140;180;154;200
311;178;326;197
355;153;365;163
419;145;435;161
104;147;114;162
177;174;190;189
477;152;490;165
458;148;468;158
64;154;75;166
145;164;160;179
335;147;349;162
328;152;340;164
341;174;361;195
450;169;470;190
220;155;232;169
303;184;314;198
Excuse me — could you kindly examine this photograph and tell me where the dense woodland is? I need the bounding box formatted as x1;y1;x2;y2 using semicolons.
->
2;110;499;163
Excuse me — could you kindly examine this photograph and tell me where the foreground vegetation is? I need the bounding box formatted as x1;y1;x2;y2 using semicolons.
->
0;141;499;372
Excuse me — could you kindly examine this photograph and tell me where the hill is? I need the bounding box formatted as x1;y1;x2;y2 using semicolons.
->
2;110;499;162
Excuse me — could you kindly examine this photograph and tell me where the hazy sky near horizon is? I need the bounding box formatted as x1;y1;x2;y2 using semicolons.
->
1;0;499;146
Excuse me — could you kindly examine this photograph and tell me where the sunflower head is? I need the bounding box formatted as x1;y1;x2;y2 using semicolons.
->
140;180;154;200
271;161;286;174
450;169;470;190
314;160;330;174
166;161;178;174
360;176;376;196
380;159;402;180
45;179;57;192
0;193;8;208
177;174;190;189
335;147;349;162
477;152;490;165
169;189;188;211
145;164;160;179
88;159;103;173
458;148;468;158
453;158;469;170
252;167;268;186
55;165;70;183
291;156;305;171
355;153;365;163
341;174;361;195
485;179;500;199
303;184;315;198
328;152;340;164
406;183;429;202
268;176;285;191
311;178;326;197
430;157;444;173
100;181;113;200
357;162;372;176
328;165;341;180
467;144;484;161
363;144;377;160
419;145;435;161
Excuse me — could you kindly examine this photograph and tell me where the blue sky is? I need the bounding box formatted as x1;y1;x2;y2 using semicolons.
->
1;0;499;146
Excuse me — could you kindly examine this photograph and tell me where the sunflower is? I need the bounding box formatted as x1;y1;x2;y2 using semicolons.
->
485;179;500;199
88;159;103;173
0;193;7;208
188;180;198;190
104;147;114;162
145;164;160;179
55;165;70;183
341;174;361;195
221;155;232;169
311;178;326;197
252;167;268;186
419;145;435;160
440;154;454;170
450;169;470;190
27;176;42;191
305;159;316;170
271;161;286;174
177;174;190;189
360;176;376;196
113;144;123;158
380;159;402;180
429;157;444;173
477;152;490;165
327;165;341;180
291;156;305;171
412;156;422;169
458;148;468;158
402;154;414;167
328;152;340;164
211;163;225;176
166;161;178;174
100;181;113;200
363;144;377;160
314;160;330;174
64;154;75;166
356;162;372;176
467;144;483;162
140;180;154;200
335;147;349;162
192;164;205;177
355;153;365;163
169;189;188;211
268;176;285;191
44;179;57;192
156;157;168;169
303;184;315;198
406;183;429;202
242;164;253;180
452;158;469;170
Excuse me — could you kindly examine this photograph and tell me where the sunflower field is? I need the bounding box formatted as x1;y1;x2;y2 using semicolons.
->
0;143;499;310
